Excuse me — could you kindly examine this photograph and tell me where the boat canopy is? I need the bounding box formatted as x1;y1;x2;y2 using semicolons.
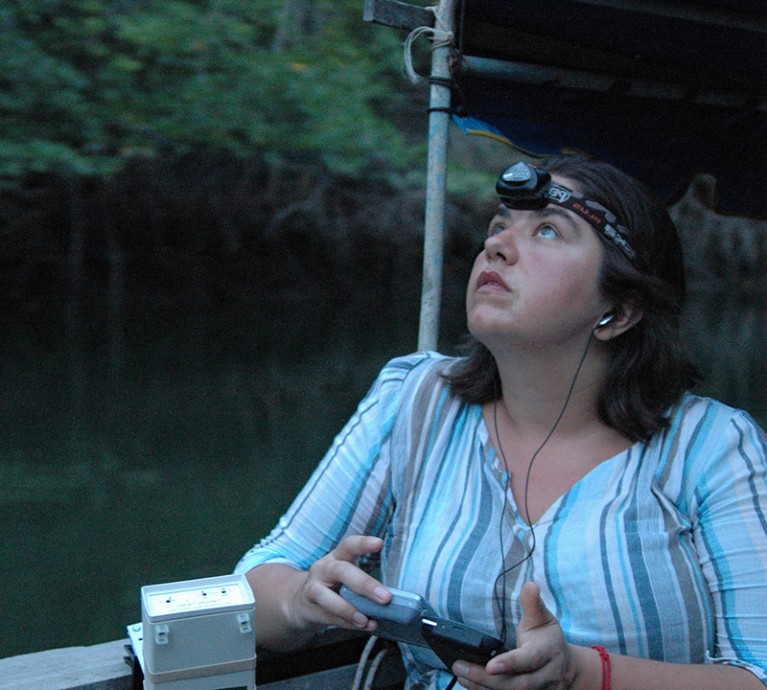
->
364;0;766;348
452;0;766;218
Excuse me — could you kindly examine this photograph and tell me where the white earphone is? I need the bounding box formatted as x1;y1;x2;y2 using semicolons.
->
595;313;615;329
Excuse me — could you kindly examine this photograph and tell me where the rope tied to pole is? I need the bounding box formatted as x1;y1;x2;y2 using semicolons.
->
403;4;454;84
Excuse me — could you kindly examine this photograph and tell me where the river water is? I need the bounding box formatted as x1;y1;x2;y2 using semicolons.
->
0;292;764;659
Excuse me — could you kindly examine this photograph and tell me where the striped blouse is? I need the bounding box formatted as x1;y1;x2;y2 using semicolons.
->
236;352;767;688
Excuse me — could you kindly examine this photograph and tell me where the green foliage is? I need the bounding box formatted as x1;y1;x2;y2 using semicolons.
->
0;0;421;180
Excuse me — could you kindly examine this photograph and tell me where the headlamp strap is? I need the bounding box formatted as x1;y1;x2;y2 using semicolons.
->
496;162;637;264
542;183;638;263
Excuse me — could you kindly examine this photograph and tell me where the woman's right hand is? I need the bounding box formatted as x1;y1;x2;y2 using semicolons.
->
287;534;391;633
246;534;392;649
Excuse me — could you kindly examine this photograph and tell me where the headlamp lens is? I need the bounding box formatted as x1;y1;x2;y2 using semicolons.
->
495;162;551;209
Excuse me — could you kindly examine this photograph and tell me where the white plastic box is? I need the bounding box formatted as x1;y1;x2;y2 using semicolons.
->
135;573;256;690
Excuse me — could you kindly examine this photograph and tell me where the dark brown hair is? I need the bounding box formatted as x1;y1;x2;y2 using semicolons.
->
444;154;700;442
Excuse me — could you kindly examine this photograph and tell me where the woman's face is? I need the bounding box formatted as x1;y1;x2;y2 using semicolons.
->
466;176;610;352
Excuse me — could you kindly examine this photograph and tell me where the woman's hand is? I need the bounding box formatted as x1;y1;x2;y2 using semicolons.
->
452;581;765;690
285;534;392;634
245;534;392;650
452;581;589;690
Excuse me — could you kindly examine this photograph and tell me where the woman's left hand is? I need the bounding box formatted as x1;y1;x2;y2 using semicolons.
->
452;581;587;690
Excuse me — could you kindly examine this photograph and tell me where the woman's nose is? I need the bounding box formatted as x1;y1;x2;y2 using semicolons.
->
484;227;519;264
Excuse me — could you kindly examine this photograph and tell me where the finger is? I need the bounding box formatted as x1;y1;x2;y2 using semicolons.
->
333;534;384;562
451;660;488;689
305;568;388;625
304;578;378;631
345;577;392;605
312;556;391;605
452;660;511;690
328;536;390;603
480;654;554;687
518;581;556;632
485;647;540;676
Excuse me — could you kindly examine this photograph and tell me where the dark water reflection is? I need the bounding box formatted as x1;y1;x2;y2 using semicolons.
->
0;293;764;658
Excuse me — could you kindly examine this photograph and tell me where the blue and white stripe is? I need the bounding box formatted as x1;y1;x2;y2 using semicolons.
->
236;352;767;687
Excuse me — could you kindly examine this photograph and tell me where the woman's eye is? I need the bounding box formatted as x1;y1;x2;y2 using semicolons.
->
536;223;559;239
488;222;506;237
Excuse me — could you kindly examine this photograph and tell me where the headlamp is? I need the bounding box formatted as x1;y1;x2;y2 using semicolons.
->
496;162;638;264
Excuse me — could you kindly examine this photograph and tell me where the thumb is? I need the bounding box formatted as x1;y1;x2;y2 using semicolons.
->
518;581;556;632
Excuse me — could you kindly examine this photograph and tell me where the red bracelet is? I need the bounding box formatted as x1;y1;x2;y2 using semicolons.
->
591;645;611;690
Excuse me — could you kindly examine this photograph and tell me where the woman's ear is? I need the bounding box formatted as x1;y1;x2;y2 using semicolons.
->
593;305;644;340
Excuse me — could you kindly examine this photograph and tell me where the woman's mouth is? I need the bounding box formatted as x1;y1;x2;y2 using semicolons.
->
477;271;509;292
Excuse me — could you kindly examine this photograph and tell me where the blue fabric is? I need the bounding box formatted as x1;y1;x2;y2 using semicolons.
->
450;1;767;217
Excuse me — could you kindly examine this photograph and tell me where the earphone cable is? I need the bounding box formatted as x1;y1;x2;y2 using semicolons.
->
493;331;597;642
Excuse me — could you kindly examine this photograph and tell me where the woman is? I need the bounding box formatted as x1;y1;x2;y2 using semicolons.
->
236;155;767;689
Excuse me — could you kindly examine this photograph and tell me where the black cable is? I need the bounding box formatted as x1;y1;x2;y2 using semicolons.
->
493;330;597;643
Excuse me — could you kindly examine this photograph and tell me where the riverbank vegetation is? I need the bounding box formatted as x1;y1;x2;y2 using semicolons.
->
0;0;764;323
